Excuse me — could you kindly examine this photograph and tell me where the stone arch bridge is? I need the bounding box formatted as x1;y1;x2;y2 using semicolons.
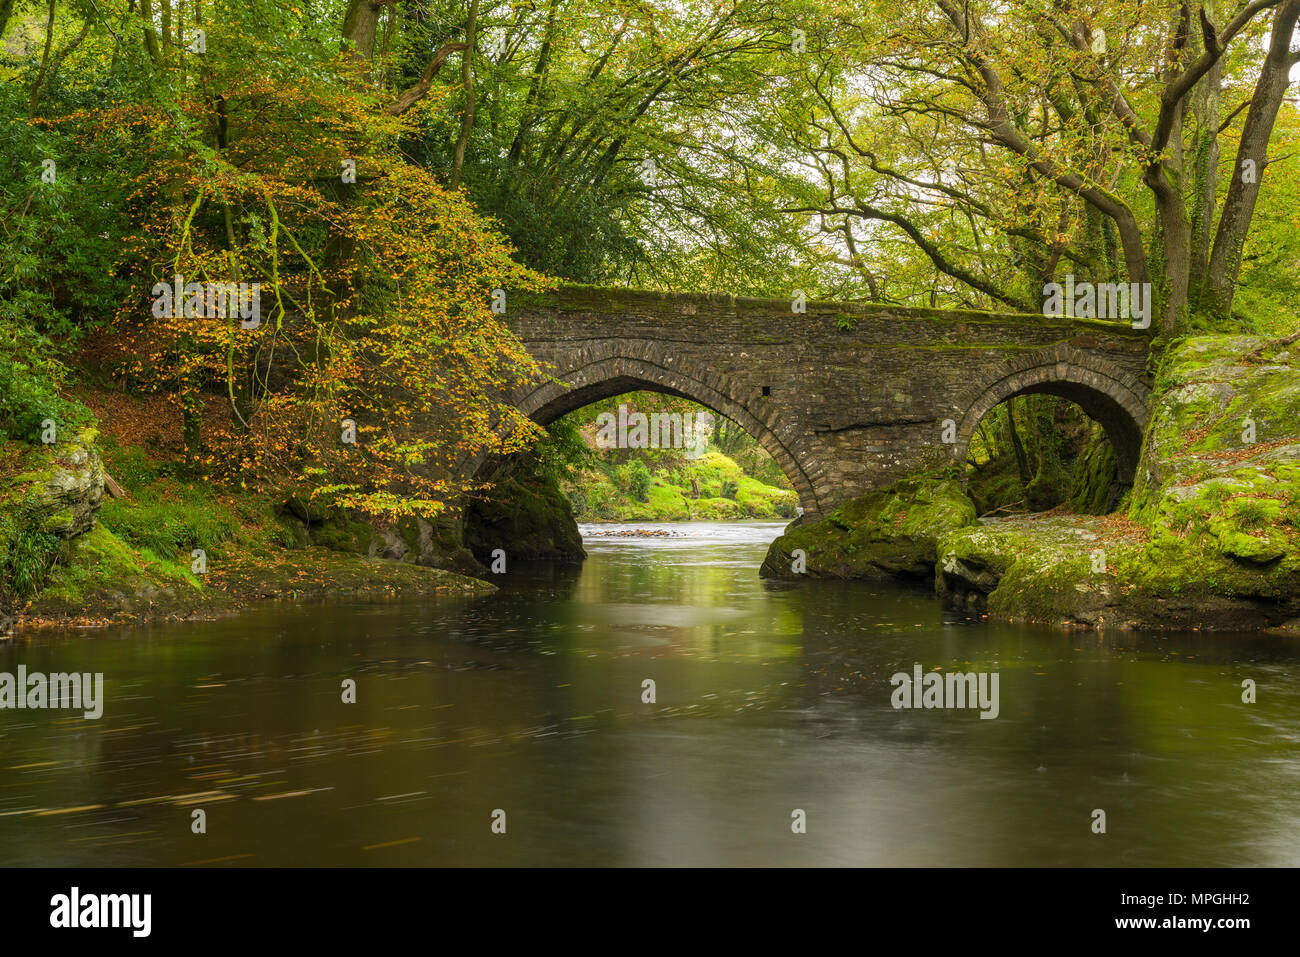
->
506;287;1152;520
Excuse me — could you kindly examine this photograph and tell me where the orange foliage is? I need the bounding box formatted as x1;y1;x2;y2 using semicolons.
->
57;52;553;520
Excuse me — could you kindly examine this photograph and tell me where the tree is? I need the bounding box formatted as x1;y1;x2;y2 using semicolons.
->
1;0;551;519
767;0;1300;331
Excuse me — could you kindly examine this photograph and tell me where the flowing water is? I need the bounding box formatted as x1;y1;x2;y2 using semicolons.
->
2;521;1298;866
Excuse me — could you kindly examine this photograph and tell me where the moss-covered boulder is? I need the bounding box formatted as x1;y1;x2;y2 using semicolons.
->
464;465;586;563
396;514;484;577
935;508;1300;631
937;515;1138;626
306;510;375;554
759;476;976;581
2;430;106;616
8;428;105;538
276;499;486;577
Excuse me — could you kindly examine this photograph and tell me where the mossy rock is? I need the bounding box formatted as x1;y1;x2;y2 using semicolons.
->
933;506;1300;631
759;476;976;581
464;463;585;563
307;511;376;554
5;428;105;539
24;524;215;624
1212;524;1287;564
935;515;1122;624
1;431;107;610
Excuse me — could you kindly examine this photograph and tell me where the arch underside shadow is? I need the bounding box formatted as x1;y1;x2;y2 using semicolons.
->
515;353;823;516
954;348;1151;512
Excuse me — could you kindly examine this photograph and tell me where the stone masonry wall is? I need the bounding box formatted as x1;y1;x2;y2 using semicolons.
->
507;287;1152;519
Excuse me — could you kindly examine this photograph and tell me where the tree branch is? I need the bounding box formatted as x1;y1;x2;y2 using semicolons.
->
387;41;468;116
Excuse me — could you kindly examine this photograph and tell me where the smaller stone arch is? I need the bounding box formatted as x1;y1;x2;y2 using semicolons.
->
513;348;824;517
952;344;1151;509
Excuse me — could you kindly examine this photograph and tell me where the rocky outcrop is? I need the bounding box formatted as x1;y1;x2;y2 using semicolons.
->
278;498;484;577
12;428;104;537
2;429;106;616
463;459;586;563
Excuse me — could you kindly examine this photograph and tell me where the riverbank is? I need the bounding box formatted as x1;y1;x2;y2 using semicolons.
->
762;334;1300;632
17;530;494;631
1;411;495;634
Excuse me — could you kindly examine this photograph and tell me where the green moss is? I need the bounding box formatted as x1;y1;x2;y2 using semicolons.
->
760;476;976;580
307;512;374;554
1069;431;1118;514
27;524;206;620
464;458;585;561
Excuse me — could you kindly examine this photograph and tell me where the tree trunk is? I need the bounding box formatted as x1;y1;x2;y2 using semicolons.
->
507;0;560;165
1188;51;1222;293
0;0;17;39
342;0;380;60
140;0;163;64
1205;0;1300;316
449;0;479;189
1150;176;1193;336
1004;400;1031;491
27;0;56;116
161;0;171;68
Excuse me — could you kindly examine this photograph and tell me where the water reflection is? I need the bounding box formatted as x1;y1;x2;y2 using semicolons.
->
1;521;1298;866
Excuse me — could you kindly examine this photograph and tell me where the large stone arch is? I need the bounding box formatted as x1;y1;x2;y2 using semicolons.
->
951;344;1151;508
513;346;824;516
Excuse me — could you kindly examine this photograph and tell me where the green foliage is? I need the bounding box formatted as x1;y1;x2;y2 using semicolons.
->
966;396;1117;515
0;504;62;603
0;88;137;343
616;459;653;502
535;417;596;485
398;0;821;294
568;448;796;522
0;315;92;443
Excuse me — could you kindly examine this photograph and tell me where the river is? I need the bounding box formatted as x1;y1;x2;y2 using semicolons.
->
2;520;1298;866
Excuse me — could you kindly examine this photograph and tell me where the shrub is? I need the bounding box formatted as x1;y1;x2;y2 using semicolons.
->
0;505;63;605
617;460;653;502
0;317;92;444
